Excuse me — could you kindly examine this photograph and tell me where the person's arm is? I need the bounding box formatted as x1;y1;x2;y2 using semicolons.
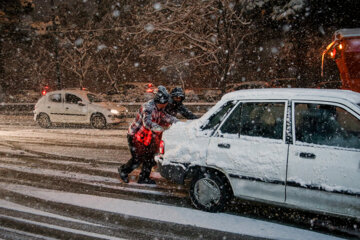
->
178;104;198;119
165;112;179;125
141;103;163;131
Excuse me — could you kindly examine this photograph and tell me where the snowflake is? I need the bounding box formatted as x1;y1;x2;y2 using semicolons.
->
74;38;83;47
112;10;120;18
153;2;162;10
145;23;155;33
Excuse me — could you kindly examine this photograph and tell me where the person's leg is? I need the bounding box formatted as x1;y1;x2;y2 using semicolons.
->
118;135;141;183
138;152;156;184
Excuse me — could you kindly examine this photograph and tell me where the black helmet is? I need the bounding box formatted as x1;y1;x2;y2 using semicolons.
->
154;85;169;104
170;87;185;100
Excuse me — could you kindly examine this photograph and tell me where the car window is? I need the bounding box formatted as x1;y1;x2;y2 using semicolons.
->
295;103;360;149
201;101;236;131
240;102;285;139
219;103;242;135
65;94;82;104
49;93;61;103
87;93;103;103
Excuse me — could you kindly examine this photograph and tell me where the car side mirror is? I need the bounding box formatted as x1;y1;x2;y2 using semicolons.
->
78;101;86;106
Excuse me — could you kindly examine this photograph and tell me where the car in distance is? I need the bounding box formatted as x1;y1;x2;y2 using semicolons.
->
34;89;128;129
156;88;360;219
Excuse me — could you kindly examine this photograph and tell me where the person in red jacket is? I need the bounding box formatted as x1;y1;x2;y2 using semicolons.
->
118;86;178;184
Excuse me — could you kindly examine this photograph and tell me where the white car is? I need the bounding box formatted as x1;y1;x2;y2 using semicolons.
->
156;88;360;219
34;89;128;129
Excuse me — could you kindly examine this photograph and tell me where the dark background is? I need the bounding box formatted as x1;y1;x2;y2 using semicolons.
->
0;0;359;96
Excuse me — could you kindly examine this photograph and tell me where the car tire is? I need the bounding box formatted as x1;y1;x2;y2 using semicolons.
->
91;113;106;129
37;113;51;128
189;169;232;212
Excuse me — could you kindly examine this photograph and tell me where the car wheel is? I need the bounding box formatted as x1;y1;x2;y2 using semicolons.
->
189;170;232;212
37;113;51;128
91;114;106;129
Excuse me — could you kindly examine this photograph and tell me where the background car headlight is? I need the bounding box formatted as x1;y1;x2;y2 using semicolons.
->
110;109;119;115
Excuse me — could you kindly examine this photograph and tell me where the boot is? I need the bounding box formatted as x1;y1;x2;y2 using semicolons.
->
118;167;129;183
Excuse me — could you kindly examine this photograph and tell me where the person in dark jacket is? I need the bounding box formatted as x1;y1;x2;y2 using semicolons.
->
165;87;198;119
118;86;178;184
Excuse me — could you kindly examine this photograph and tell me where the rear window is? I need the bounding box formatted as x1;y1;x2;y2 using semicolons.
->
49;94;61;103
295;103;360;149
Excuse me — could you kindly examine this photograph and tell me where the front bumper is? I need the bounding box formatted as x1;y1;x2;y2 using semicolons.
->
155;156;189;184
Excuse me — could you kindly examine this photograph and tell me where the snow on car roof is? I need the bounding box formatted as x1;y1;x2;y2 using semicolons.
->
334;28;360;40
221;88;360;105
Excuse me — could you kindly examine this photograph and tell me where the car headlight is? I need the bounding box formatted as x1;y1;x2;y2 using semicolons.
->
110;109;119;115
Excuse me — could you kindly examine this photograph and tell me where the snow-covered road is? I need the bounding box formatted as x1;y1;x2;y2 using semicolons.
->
0;118;357;239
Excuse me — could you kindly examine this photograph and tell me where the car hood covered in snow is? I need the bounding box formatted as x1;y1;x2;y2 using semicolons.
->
161;120;209;165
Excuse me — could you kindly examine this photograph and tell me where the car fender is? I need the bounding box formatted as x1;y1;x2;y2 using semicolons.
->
87;104;108;121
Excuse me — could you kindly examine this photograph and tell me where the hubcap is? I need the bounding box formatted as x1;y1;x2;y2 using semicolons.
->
39;115;49;126
93;116;105;128
193;177;221;208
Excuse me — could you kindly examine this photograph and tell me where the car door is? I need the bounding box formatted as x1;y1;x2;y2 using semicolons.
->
287;101;360;217
64;93;87;123
206;100;288;203
47;93;64;122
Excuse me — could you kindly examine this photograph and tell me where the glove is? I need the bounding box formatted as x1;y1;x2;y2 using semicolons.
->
152;125;164;132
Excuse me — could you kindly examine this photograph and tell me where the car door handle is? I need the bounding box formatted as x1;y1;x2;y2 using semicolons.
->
218;143;230;149
65;107;69;110
47;106;50;109
299;152;316;159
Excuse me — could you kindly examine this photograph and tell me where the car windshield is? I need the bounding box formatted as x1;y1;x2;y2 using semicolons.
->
87;93;104;103
201;101;236;131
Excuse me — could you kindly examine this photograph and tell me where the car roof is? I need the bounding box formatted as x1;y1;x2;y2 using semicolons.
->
221;88;360;105
334;28;360;40
47;89;91;97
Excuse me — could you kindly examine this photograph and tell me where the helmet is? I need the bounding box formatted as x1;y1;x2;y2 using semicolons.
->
154;85;169;104
170;87;185;100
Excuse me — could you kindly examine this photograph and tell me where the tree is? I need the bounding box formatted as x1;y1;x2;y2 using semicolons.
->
125;0;305;91
60;33;95;89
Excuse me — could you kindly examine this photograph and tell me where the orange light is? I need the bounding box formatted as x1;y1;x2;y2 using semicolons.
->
338;43;343;50
146;88;154;93
330;48;336;58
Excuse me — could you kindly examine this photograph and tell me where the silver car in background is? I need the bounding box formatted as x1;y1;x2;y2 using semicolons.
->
34;89;127;129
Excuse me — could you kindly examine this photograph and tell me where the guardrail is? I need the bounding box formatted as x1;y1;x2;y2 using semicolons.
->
0;102;215;116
